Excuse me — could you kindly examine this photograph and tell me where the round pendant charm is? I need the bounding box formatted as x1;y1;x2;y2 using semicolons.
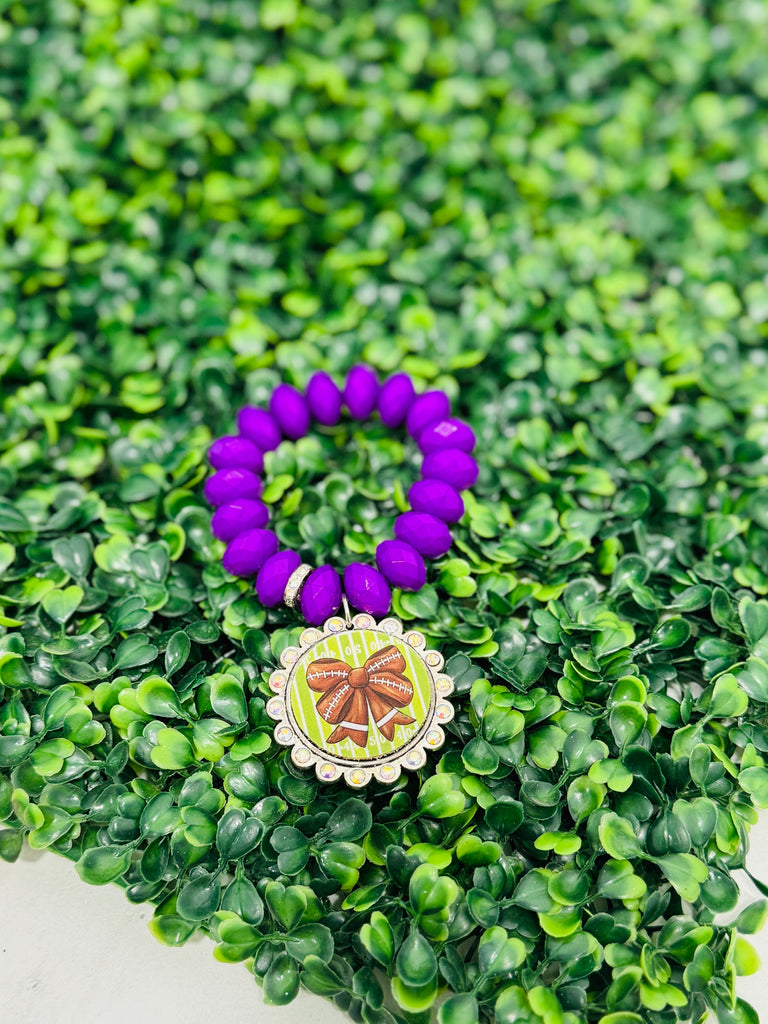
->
266;612;455;788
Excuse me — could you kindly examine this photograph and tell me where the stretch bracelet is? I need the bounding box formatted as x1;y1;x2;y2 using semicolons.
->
203;365;478;624
203;364;477;787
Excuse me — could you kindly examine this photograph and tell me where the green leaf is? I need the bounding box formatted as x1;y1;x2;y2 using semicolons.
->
592;614;635;658
263;952;300;1006
706;673;749;719
360;911;394;966
177;871;221;921
318;841;365;889
416;774;466;818
210;674;248;725
735;899;768;935
300;956;349;998
495;985;539;1024
0;735;36;768
221;877;265;926
284;923;334;963
265;881;307;931
137;676;183;718
75;845;133;885
598;813;644;860
715;999;760;1024
455;834;502;866
325;798;373;843
0;829;24;863
485;798;524;836
478;926;526;977
462;737;500;775
683;944;715;992
567;776;605;823
597;860;647;901
150;728;195;770
739;766;768;807
148;913;196;947
216;809;262;861
598;1016;644;1024
655;853;708;902
51;536;93;578
737;657;768;703
438;994;480;1024
139;793;181;837
164;631;191;676
408;862;460;920
608;703;647;748
42;585;84;625
513;870;557;914
396;925;437;986
270;826;311;875
700;865;739;913
391;975;438;1013
647;617;690;650
733;937;760;976
113;635;159;671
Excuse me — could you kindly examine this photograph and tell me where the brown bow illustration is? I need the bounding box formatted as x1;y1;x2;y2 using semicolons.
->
306;645;416;747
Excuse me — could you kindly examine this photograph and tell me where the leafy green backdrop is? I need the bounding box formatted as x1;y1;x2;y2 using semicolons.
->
2;1;768;1023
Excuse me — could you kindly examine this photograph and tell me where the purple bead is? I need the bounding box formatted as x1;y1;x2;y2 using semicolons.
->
394;512;452;559
375;541;426;592
418;418;476;456
344;365;379;420
378;372;415;429
408;480;465;523
343;563;392;617
222;529;278;577
256;550;302;607
307;371;342;426
204;468;263;507
211;499;270;542
422;449;479;491
300;566;342;626
237;407;281;451
406;391;450;439
269;384;310;441
208;436;265;473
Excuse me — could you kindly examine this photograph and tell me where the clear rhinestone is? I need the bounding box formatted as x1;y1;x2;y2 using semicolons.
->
404;750;426;768
436;703;454;722
269;671;287;692
280;647;299;667
266;697;285;718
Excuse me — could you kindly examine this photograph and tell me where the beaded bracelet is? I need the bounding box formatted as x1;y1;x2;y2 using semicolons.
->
203;365;477;787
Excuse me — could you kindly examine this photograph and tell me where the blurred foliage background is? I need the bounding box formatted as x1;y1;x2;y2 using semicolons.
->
3;2;768;1024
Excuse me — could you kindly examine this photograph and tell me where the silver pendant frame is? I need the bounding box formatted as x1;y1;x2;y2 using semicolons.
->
265;611;455;788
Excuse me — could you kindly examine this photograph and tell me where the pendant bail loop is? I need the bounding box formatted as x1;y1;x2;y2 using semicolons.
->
342;594;353;627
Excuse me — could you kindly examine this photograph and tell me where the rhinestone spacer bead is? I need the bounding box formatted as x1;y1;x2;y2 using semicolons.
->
283;563;314;608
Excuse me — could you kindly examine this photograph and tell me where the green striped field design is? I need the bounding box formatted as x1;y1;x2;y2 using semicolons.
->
287;629;433;762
